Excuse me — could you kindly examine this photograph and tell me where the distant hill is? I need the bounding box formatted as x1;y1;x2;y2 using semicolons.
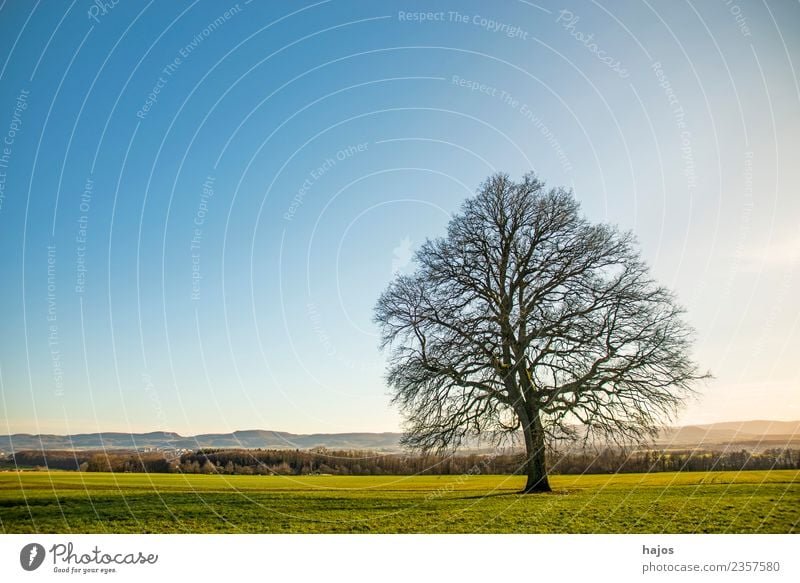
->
657;420;800;447
0;430;404;453
1;420;798;454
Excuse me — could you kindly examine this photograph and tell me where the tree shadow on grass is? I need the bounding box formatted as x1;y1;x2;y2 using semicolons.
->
458;489;576;500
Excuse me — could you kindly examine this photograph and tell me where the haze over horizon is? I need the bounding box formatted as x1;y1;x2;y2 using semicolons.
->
1;1;798;436
3;417;800;438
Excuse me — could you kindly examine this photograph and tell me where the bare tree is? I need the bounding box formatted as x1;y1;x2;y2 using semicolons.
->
374;173;709;492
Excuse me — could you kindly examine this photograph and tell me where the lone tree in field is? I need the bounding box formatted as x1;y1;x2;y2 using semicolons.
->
375;173;708;493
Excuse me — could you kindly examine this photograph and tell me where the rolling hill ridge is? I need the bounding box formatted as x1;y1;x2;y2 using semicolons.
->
1;420;798;453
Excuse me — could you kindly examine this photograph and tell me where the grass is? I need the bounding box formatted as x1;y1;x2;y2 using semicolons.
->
0;470;797;533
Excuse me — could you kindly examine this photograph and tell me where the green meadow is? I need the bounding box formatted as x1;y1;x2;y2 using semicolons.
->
1;470;797;534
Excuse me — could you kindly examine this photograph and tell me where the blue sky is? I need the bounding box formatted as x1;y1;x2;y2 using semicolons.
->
0;0;798;435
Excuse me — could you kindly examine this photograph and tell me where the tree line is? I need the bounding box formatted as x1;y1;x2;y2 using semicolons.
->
4;446;798;475
5;450;170;473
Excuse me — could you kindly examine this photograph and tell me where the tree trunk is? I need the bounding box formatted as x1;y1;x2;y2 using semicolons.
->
521;409;551;493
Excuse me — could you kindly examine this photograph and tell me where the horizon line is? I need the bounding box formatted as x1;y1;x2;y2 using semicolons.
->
3;417;800;438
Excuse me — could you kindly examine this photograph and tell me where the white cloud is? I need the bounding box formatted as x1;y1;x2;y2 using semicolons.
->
739;233;800;272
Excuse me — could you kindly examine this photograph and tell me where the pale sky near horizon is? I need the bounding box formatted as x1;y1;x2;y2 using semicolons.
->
0;1;798;435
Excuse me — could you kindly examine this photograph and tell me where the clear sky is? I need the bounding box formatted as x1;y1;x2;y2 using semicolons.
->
0;0;798;435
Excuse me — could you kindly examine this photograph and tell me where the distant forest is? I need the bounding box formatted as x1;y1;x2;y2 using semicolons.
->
3;447;799;475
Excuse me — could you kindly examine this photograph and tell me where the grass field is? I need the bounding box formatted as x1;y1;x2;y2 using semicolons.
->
1;470;797;533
